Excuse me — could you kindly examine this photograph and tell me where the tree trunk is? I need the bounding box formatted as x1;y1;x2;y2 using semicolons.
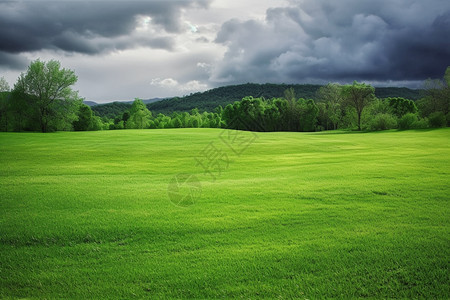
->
357;110;362;131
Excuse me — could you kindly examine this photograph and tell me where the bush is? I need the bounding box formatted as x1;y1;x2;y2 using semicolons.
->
90;116;104;131
398;113;418;130
398;113;430;130
428;112;446;128
414;118;429;129
367;113;397;131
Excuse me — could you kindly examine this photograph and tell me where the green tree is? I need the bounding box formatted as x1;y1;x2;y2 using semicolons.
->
298;98;319;132
172;117;183;128
367;113;397;131
127;98;151;129
284;88;300;131
386;97;418;118
341;81;375;130
0;77;10;131
90;116;103;131
316;83;343;130
12;59;81;132
73;104;93;131
122;111;130;128
417;67;449;122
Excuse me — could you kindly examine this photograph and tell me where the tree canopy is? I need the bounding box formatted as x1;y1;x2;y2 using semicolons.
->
1;60;448;132
341;82;376;131
12;59;81;132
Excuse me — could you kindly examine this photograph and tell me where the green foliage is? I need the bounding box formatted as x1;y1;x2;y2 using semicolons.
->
397;113;429;130
316;83;343;130
72;104;103;131
145;83;422;115
147;83;322;114
428;111;446;128
374;87;423;100
0;79;10;131
73;104;93;131
222;94;318;132
445;66;450;86
418;76;450;118
127;98;152;129
398;113;418;130
1;68;446;133
0;92;11;131
90;116;103;131
298;98;319;131
122;111;130;128
386;97;418;117
91;102;132;119
366;113;397;131
12;59;80;132
341;82;376;130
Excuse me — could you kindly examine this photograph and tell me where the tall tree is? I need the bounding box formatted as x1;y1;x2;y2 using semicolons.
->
418;66;450;119
73;104;93;131
341;81;375;130
386;97;417;117
298;98;319;132
127;98;151;129
122;111;130;128
0;77;10;131
284;88;300;131
316;83;343;130
13;59;81;132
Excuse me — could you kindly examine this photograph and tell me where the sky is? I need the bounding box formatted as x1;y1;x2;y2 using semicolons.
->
1;0;450;103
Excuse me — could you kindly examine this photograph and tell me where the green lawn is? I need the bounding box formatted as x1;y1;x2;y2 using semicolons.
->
0;128;449;298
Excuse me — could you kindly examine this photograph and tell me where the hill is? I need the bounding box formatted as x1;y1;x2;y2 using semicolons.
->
91;101;131;119
83;100;98;106
91;83;423;118
129;98;166;105
91;98;166;118
147;83;423;114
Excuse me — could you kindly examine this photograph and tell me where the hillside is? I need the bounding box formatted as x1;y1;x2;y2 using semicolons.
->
91;98;165;118
83;100;98;106
91;83;422;118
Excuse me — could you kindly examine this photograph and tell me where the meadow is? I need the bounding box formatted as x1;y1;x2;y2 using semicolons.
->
0;128;449;298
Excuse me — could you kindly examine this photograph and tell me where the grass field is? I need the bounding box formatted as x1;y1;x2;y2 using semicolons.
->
0;128;449;298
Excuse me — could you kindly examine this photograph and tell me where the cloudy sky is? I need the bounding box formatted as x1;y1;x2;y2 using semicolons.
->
1;0;449;102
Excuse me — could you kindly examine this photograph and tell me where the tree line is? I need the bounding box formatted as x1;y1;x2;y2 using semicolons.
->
145;82;423;115
0;59;448;132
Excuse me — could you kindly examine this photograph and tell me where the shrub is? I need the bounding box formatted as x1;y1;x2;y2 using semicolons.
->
398;113;430;130
428;112;446;128
398;113;418;130
414;118;429;129
367;113;397;131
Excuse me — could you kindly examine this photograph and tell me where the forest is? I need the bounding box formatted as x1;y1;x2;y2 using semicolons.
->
0;60;448;133
90;83;422;117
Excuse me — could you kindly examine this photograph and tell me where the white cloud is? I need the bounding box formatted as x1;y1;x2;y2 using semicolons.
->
181;80;208;92
151;77;208;94
151;78;179;87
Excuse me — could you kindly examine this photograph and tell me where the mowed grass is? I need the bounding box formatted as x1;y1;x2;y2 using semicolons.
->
0;128;449;298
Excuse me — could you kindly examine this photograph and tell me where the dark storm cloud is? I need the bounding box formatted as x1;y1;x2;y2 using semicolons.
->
0;0;210;55
212;0;450;85
0;51;28;70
